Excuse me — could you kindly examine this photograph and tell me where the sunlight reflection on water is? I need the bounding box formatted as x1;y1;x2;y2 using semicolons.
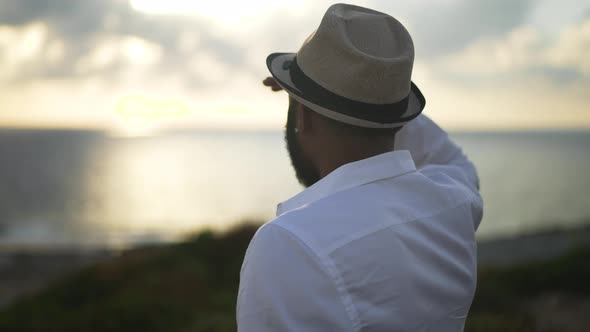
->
0;130;588;248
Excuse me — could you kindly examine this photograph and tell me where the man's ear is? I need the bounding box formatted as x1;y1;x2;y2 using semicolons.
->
296;103;314;133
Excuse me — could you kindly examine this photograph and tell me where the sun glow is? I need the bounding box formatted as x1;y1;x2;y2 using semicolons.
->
112;95;192;137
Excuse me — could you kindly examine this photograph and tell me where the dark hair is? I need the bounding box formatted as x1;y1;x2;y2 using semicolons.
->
299;103;402;139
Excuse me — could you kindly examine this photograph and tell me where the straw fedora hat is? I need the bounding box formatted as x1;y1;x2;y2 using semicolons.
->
267;3;425;128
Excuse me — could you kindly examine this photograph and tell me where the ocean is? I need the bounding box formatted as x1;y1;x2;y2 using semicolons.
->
0;129;589;249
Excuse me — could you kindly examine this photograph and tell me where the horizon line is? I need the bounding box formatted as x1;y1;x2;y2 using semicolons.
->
0;125;589;135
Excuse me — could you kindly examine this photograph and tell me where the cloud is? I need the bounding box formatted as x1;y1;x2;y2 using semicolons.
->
0;22;48;80
0;0;543;83
433;26;544;78
545;18;590;76
0;0;246;85
0;0;588;130
74;35;162;74
413;60;590;130
368;0;537;58
433;17;590;82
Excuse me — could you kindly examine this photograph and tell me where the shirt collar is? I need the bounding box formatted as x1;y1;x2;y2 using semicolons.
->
276;150;416;216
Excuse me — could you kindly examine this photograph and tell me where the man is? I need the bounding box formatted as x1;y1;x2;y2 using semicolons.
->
237;4;482;331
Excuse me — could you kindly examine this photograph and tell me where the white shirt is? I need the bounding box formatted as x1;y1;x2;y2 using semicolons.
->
237;115;483;332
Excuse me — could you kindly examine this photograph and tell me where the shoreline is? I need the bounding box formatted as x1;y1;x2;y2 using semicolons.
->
477;223;590;267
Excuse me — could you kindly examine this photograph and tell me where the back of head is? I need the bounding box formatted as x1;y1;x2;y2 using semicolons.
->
295;99;400;138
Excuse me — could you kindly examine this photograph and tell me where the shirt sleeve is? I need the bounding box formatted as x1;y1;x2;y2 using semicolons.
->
395;114;483;229
237;223;353;332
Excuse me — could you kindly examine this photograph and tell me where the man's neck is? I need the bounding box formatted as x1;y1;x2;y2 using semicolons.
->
317;141;395;179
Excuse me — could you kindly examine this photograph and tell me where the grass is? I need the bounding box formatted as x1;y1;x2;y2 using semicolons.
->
465;248;590;331
0;223;588;332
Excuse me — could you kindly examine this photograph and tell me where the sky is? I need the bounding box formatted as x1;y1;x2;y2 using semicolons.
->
0;0;589;133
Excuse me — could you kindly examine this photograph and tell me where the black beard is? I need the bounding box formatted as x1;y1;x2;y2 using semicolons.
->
285;100;321;188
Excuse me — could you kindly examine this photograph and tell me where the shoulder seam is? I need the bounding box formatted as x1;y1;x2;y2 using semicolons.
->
267;223;362;332
322;199;475;255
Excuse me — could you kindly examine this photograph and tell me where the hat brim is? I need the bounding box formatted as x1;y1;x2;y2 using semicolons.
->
267;52;425;128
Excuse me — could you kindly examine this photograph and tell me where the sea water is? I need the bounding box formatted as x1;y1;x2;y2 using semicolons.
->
0;129;588;248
